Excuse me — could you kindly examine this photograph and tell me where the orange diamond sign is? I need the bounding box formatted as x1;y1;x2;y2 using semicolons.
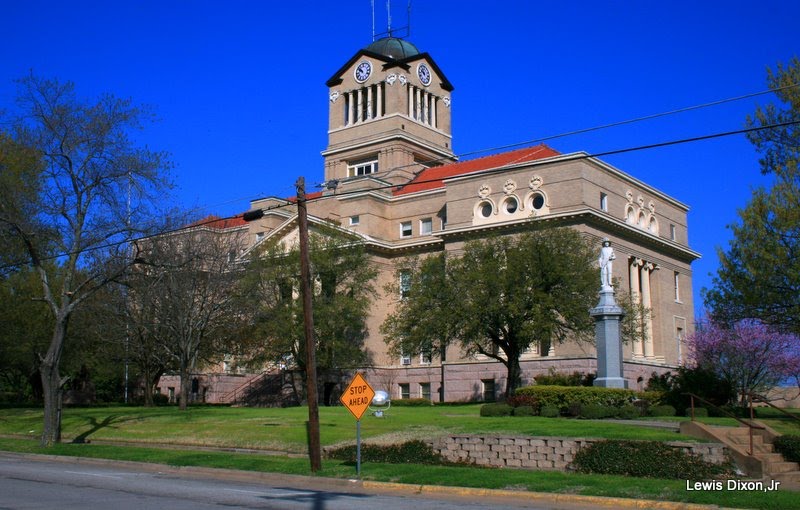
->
340;372;375;420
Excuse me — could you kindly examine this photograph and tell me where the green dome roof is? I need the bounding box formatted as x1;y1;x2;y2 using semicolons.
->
364;37;420;60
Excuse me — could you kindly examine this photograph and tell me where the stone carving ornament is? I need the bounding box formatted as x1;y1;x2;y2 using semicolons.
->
529;175;543;190
503;179;517;194
478;184;491;198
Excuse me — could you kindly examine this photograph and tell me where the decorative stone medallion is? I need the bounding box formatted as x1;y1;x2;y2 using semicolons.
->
329;91;340;103
529;175;543;190
478;184;491;198
503;179;517;194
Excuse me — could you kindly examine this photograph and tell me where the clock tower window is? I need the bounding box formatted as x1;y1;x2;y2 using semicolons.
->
343;83;385;126
407;85;437;127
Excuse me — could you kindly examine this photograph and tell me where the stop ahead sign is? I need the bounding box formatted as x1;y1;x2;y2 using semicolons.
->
340;372;375;420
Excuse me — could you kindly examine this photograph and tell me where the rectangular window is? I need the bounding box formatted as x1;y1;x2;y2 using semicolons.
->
347;158;379;177
399;383;410;399
674;271;681;302
670;224;676;240
481;379;495;402
420;217;432;235
420;349;432;364
420;383;431;400
255;232;265;242
349;215;360;226
400;352;411;365
399;270;411;299
600;192;608;212
400;221;412;238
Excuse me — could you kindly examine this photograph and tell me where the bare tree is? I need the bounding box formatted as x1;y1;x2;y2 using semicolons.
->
0;75;172;444
131;218;248;410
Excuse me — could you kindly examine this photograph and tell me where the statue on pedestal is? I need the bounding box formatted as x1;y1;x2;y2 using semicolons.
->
598;238;615;291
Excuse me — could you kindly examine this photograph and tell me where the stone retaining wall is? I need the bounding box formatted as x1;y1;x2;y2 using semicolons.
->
428;435;728;470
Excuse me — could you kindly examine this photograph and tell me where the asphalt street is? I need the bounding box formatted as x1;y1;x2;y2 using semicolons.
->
0;453;612;510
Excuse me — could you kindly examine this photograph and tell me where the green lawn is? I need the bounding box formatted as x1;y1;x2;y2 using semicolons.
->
1;404;798;510
0;404;696;451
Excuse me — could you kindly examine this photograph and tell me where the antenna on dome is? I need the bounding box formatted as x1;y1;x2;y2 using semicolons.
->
373;0;411;40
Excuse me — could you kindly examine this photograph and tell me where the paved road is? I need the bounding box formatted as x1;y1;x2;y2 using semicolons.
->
0;454;599;510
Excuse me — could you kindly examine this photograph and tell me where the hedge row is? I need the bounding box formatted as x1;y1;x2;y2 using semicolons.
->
572;440;732;479
514;385;638;408
326;440;447;464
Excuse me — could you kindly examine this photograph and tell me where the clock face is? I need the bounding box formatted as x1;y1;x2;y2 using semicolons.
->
354;61;372;83
417;63;432;86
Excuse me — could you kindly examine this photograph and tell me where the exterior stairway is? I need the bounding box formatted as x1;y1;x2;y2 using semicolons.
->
681;420;800;490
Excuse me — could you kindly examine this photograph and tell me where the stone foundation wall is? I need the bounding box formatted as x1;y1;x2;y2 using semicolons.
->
428;435;728;470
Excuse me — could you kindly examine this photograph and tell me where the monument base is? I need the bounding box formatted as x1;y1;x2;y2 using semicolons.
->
591;289;628;390
594;376;628;389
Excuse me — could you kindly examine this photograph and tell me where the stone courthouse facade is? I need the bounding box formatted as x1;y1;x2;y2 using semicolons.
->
158;36;699;403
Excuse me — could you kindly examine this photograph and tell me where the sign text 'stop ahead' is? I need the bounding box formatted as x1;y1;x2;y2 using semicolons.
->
340;373;375;420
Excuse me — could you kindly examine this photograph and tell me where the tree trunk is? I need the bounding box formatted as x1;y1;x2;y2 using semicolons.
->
179;359;190;411
505;352;523;400
40;317;68;447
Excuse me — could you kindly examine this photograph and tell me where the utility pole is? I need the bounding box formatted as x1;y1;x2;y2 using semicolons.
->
296;177;322;472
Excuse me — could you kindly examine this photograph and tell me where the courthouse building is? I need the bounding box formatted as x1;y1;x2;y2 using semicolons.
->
157;36;699;404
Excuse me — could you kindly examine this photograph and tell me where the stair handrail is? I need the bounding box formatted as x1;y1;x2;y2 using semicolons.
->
221;371;270;405
685;392;765;456
747;392;800;425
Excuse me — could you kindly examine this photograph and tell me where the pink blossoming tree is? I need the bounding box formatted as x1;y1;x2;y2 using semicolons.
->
687;318;800;405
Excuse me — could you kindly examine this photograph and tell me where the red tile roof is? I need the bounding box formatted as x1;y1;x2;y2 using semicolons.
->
393;144;560;196
191;215;248;230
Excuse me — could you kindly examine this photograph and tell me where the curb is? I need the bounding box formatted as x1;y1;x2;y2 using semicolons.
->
361;481;731;509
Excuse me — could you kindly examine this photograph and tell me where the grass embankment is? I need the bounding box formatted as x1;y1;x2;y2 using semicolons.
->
0;404;694;451
1;404;799;510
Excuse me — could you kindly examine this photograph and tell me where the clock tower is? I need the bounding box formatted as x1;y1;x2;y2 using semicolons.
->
322;37;456;186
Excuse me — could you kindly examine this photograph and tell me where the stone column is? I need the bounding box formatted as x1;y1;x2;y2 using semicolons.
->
376;83;383;118
366;85;373;119
641;262;655;359
629;258;644;358
356;88;363;123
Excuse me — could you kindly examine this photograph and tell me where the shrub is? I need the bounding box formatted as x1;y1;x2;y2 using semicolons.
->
650;405;676;417
572;440;732;479
152;393;169;405
534;370;595;387
480;403;513;417
687;407;708;418
512;405;536;417
774;435;800;463
646;367;735;415
580;403;610;419
515;385;637;409
632;399;650;417
506;393;539;411
326;440;447;465
540;404;560;418
565;401;582;417
618;405;639;420
392;398;432;407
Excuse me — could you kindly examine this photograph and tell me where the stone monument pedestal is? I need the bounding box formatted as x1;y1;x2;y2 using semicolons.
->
591;288;628;389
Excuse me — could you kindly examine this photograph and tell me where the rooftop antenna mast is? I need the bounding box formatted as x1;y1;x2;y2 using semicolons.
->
373;0;412;40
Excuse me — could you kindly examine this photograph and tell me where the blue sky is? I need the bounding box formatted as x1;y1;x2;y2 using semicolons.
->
2;1;798;317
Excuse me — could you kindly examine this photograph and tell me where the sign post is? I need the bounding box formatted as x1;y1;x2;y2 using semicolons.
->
339;372;375;476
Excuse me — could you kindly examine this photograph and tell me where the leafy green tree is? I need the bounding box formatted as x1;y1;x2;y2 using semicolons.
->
704;58;800;333
0;268;52;401
0;75;172;444
383;228;598;399
240;227;377;404
380;253;459;401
